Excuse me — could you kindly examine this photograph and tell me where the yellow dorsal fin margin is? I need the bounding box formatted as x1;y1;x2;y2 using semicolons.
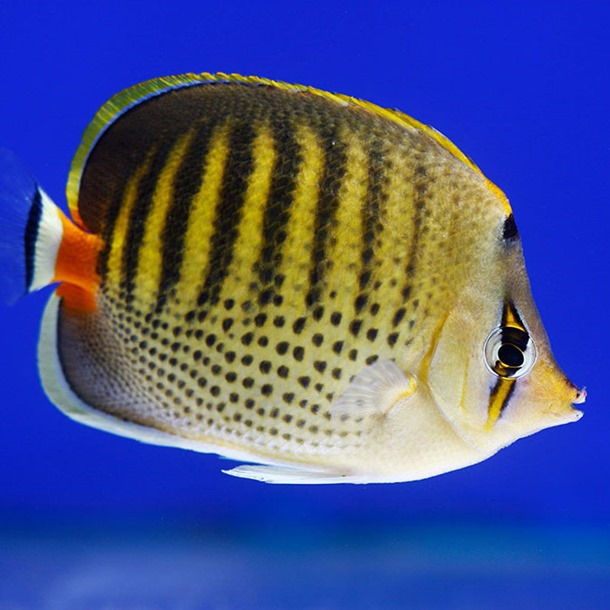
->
67;72;506;227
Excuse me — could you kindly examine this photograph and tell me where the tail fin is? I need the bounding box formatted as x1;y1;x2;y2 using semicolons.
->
0;149;63;304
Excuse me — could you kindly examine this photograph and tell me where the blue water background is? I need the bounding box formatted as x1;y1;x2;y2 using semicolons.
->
0;2;608;607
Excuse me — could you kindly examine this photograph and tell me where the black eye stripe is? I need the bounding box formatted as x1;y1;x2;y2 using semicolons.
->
502;214;519;242
488;377;516;423
500;325;529;351
500;301;529;347
501;300;524;327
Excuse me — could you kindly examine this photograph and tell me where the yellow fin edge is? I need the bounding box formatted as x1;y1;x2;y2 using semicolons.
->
67;72;508;226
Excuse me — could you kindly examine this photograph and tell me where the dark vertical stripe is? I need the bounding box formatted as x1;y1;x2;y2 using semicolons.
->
24;189;42;291
305;126;348;307
359;138;385;291
400;156;428;300
500;301;530;356
122;140;179;296
155;121;217;310
254;119;300;304
196;121;257;310
96;164;130;280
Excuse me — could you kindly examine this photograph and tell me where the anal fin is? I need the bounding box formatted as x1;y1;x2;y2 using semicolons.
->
223;464;352;485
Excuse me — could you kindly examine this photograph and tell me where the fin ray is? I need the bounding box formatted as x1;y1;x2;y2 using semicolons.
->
331;359;418;417
0;149;63;303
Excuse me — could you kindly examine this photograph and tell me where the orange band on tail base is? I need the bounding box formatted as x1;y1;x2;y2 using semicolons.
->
53;209;103;313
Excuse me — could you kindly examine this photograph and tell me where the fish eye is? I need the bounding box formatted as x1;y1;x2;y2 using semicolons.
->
484;326;536;379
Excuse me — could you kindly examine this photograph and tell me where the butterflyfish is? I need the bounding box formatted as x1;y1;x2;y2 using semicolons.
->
0;73;586;484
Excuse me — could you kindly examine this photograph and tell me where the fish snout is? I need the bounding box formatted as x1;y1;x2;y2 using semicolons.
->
562;379;586;421
573;386;587;405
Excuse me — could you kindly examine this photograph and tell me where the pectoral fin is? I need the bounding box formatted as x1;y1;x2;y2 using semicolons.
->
331;359;418;418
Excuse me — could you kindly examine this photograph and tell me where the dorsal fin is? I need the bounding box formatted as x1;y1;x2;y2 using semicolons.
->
67;72;503;232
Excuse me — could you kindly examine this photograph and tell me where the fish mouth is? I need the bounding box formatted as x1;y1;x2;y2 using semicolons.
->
539;378;585;424
573;386;587;405
568;386;586;422
568;407;584;422
564;383;586;421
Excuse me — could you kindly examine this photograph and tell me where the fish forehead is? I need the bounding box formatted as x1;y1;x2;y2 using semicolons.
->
60;79;510;462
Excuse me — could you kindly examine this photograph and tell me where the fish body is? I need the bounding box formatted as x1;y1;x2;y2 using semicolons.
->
0;74;585;483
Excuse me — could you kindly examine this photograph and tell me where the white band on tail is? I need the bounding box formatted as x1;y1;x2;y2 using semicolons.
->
30;189;63;292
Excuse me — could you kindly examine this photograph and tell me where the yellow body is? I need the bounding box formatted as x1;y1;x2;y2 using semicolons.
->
37;74;583;483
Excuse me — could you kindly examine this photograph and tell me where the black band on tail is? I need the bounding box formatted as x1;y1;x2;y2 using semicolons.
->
24;189;42;292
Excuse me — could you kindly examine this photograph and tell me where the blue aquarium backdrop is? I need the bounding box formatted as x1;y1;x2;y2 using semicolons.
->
0;2;608;608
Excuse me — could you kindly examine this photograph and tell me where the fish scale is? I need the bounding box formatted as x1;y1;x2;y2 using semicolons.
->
0;73;584;484
80;103;487;457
